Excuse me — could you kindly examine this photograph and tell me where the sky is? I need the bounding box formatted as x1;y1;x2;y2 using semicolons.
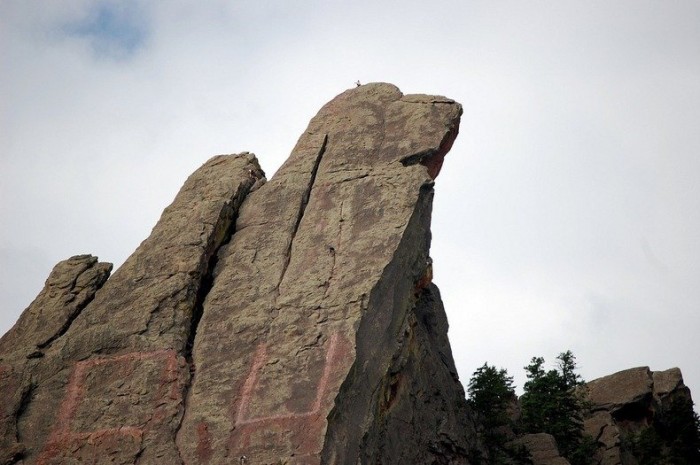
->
2;1;699;399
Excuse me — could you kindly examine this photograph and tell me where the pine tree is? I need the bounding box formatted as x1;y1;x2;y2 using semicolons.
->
519;351;594;465
467;364;530;464
467;363;516;432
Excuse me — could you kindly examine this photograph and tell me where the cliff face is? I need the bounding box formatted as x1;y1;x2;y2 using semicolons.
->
0;83;480;465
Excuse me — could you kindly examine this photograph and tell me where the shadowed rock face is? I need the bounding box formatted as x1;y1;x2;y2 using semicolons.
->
0;83;480;464
584;367;700;465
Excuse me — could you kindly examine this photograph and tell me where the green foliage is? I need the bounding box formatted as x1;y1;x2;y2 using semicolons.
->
626;396;700;464
467;363;531;464
518;351;593;465
467;364;516;430
661;397;700;463
625;428;664;465
567;434;598;465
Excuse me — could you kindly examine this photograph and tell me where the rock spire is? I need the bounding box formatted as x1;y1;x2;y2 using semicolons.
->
0;83;479;464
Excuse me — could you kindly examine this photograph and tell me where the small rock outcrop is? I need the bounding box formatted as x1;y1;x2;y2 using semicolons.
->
512;433;570;465
0;83;481;464
584;367;700;465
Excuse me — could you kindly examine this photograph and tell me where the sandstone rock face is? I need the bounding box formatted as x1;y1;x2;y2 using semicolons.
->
0;84;480;464
586;367;653;415
176;83;470;464
0;255;111;463
584;367;700;465
0;153;264;464
0;255;112;360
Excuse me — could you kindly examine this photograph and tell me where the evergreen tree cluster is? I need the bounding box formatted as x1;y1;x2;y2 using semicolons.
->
467;351;700;465
518;351;596;465
466;364;524;464
624;395;700;465
466;351;593;465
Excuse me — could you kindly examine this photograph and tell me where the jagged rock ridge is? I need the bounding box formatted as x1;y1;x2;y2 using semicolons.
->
0;83;480;465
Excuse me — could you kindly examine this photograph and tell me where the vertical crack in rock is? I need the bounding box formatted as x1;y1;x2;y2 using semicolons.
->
174;199;245;464
276;133;328;296
14;383;33;439
185;205;240;365
175;177;265;464
323;199;344;298
6;382;34;464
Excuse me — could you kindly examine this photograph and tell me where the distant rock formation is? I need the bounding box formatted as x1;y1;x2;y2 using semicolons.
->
503;367;699;465
584;366;700;465
0;83;480;464
511;367;699;465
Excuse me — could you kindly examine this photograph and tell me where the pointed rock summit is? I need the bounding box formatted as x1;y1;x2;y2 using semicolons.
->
0;83;478;464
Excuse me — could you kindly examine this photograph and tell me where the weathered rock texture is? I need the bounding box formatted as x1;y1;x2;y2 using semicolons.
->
0;83;481;464
0;152;264;464
584;366;700;465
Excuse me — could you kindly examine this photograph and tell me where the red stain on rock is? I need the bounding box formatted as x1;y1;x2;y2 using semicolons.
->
421;128;459;179
196;421;213;462
37;349;183;464
229;332;351;462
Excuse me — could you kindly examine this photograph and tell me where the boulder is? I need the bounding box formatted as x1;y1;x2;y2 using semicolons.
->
511;433;571;465
586;367;654;417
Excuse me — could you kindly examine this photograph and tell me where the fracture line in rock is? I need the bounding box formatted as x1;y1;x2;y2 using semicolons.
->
277;134;328;296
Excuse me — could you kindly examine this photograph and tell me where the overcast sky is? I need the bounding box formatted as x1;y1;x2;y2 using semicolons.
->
2;1;699;398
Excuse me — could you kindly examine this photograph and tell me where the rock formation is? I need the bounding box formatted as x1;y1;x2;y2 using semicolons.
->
0;83;481;464
499;367;699;465
512;433;570;465
1;152;264;465
584;367;700;465
3;83;698;465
